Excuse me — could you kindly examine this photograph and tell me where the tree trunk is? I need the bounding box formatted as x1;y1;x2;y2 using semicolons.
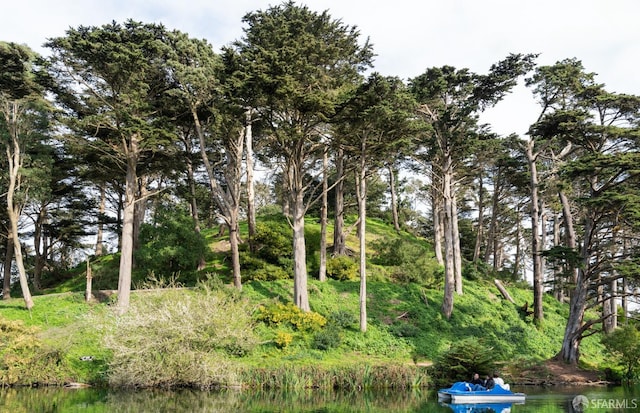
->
5;100;34;310
245;109;257;250
559;212;594;364
558;190;578;284
357;157;367;332
473;171;484;262
441;154;455;319
333;147;346;256
291;186;310;311
116;134;139;314
526;140;544;324
319;148;328;282
229;213;242;289
32;206;46;292
513;203;523;280
559;268;588;364
431;168;444;266
388;165;400;232
95;183;106;256
451;186;463;295
553;212;564;302
485;167;500;269
3;235;13;299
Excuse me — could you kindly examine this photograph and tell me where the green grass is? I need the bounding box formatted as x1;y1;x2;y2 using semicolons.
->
0;215;612;387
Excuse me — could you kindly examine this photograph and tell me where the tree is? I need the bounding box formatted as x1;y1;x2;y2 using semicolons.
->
0;41;50;309
602;324;640;381
527;59;640;363
234;1;374;311
164;32;247;289
47;21;177;313
336;73;419;332
410;54;537;319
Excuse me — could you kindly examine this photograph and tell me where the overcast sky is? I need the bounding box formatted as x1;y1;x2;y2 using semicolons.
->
2;0;639;136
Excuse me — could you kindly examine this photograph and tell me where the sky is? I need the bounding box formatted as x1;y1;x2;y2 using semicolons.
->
2;0;639;137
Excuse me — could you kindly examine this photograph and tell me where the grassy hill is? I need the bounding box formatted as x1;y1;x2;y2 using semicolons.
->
0;214;610;388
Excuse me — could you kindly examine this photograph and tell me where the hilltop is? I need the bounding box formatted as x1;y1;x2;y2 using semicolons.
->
0;216;611;388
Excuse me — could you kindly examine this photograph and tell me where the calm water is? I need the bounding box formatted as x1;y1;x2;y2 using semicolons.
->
0;385;638;412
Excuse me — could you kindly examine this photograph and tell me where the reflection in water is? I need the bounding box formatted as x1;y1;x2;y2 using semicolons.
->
0;385;638;412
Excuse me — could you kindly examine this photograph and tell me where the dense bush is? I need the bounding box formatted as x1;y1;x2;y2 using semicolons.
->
256;302;327;332
371;238;438;285
252;220;292;265
135;206;208;277
0;318;72;385
601;323;640;381
326;256;358;281
312;327;342;350
428;337;498;388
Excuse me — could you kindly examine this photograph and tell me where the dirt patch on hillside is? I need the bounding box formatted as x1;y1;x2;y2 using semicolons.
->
511;358;608;386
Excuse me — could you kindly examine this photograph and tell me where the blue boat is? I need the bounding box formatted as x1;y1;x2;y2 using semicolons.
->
437;382;526;404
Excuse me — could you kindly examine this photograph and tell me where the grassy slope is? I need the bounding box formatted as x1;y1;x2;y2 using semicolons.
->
0;216;608;385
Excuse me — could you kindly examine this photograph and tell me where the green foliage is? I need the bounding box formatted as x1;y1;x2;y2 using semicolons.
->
326;256;358;281
312;327;342;351
0;317;72;386
601;324;640;381
239;252;292;281
371;238;438;285
251;220;292;266
135;206;208;278
256;302;327;332
327;310;357;329
429;337;498;388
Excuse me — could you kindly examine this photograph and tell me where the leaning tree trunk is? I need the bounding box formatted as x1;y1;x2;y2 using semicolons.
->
5;106;34;310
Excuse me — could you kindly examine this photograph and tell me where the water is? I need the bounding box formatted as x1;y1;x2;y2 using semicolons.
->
0;385;638;412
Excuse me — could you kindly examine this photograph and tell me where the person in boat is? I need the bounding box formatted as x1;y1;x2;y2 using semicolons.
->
470;373;484;386
493;372;510;390
484;374;495;389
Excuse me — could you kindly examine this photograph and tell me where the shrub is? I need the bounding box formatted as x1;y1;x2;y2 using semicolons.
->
257;302;327;332
252;221;292;265
101;286;258;388
371;238;437;285
601;324;640;381
312;327;341;351
429;337;498;388
326;256;358;281
135;206;208;277
0;318;72;385
327;310;357;329
239;252;291;281
274;332;294;349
